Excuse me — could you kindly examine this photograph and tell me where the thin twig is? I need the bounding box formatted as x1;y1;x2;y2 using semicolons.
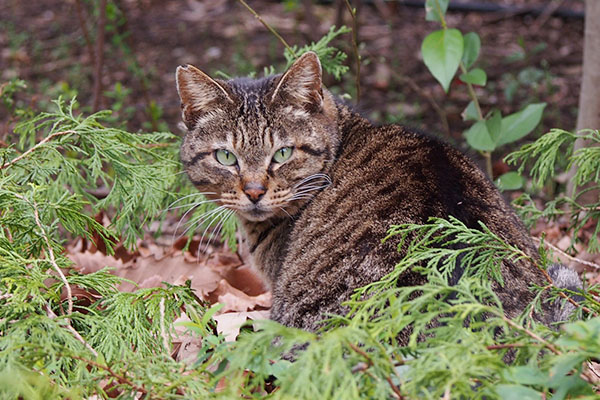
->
348;342;403;399
344;0;361;103
17;195;98;357
502;316;561;355
74;0;96;65
532;236;600;270
486;343;529;350
159;298;170;352
237;0;296;58
348;342;373;367
0;130;75;170
19;195;74;316
528;238;599;316
457;61;492;178
442;386;451;400
92;0;107;111
395;72;450;137
112;0;159;131
509;238;598;317
69;354;148;395
46;304;98;357
385;375;404;400
532;0;566;33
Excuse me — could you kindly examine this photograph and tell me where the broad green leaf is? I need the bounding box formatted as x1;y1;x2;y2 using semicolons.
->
462;101;479;121
459;68;487;86
422;29;464;93
495;384;543;400
502;366;547;385
464;120;495;151
462;32;481;69
497;103;547;146
496;172;524;191
486;109;502;143
547;374;594;400
425;0;449;22
550;353;586;381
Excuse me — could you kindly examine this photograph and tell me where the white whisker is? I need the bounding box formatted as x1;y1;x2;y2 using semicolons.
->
168;198;217;212
167;192;216;210
200;209;235;256
278;206;293;219
171;203;210;244
293;173;331;189
173;204;225;243
197;207;233;251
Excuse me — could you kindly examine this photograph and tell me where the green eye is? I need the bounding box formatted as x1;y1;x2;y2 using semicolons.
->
215;149;237;166
272;147;293;163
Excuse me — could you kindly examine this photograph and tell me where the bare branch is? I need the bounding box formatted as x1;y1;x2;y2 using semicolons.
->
92;0;107;111
74;0;96;65
344;0;362;102
237;0;296;58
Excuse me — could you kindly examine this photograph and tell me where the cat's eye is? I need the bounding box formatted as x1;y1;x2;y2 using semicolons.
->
272;147;293;163
215;149;237;166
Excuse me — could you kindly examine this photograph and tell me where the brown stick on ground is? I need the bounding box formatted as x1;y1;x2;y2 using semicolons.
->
74;0;95;66
92;0;107;111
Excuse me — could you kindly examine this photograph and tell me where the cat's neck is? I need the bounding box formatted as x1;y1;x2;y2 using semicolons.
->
238;100;368;287
334;100;372;145
239;216;293;287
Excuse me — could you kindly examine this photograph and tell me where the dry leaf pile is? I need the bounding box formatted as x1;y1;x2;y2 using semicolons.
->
66;214;271;360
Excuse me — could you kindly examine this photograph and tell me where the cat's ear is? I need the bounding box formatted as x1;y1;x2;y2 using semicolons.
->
176;64;234;129
270;52;323;113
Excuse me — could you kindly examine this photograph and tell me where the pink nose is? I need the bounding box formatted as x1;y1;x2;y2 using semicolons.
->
243;183;266;203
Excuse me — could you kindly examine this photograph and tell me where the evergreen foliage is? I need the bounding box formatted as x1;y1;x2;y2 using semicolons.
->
507;128;600;253
284;25;352;80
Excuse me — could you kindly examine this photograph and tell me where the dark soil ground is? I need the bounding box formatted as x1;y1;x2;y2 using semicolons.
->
1;0;586;169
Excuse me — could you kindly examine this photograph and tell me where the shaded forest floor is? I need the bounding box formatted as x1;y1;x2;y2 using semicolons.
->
1;0;598;342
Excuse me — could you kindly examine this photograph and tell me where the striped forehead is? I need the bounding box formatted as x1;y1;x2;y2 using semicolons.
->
229;77;278;151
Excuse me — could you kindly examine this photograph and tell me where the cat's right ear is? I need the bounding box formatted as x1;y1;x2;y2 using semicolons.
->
175;64;234;129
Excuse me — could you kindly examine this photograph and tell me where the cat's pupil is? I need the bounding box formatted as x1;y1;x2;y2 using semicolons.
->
273;146;293;163
215;149;237;166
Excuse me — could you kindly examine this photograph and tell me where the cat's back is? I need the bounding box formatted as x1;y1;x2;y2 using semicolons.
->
270;121;540;330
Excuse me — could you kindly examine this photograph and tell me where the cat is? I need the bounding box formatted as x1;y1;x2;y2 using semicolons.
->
175;51;581;337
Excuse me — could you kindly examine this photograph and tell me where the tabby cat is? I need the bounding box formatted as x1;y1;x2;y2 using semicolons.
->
175;52;578;336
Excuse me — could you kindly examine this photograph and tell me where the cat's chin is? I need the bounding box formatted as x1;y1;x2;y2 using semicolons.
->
237;207;275;222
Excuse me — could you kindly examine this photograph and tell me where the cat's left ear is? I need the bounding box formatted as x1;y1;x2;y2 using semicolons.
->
270;51;323;113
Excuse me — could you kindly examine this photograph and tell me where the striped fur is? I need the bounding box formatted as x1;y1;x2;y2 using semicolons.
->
177;52;566;337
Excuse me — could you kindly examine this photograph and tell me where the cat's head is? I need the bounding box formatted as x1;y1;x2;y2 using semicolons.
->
176;52;340;222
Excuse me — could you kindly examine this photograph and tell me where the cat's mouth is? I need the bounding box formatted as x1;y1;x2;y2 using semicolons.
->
238;204;274;221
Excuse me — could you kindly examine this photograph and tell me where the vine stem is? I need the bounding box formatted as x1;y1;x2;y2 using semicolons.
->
0;130;75;170
434;2;493;178
458;62;493;178
237;0;296;58
344;0;362;102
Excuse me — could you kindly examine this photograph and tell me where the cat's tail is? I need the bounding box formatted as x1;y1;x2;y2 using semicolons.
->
547;263;585;323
